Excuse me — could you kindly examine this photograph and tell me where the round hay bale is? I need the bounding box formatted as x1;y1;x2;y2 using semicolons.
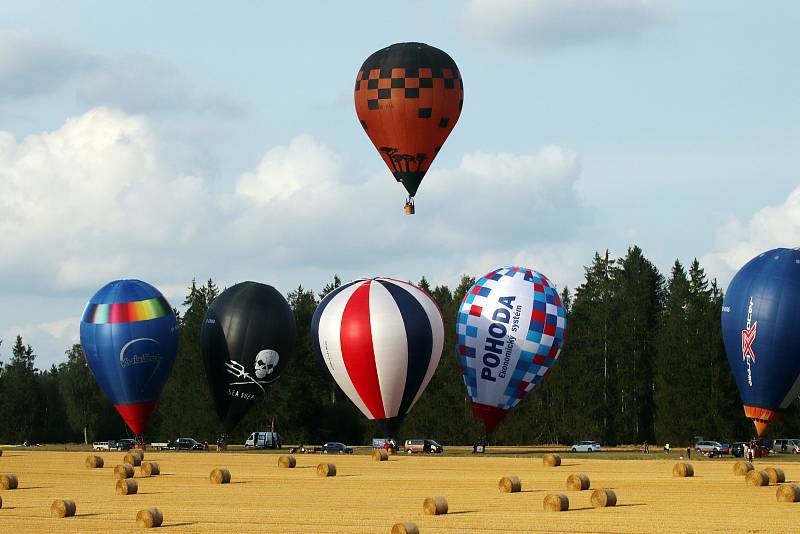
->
317;463;337;477
543;453;561;467
113;463;134;480
373;449;389;462
765;467;786;484
590;488;617;507
566;472;591;491
746;469;770;486
422;496;448;515
672;462;694;477
391;521;419;534
210;468;231;484
50;499;76;518
123;453;142;467
136;507;164;528
0;474;18;489
733;461;754;475
776;483;800;502
278;455;296;468
140;461;160;477
85;455;104;469
116;478;138;495
131;449;144;460
499;475;521;493
543;492;569;512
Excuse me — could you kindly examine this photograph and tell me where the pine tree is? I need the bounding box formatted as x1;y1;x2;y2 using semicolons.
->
654;261;692;444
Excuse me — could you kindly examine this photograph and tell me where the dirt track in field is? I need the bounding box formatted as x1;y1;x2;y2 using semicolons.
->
1;450;799;533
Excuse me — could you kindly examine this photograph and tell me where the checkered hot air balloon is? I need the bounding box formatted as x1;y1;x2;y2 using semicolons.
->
722;247;800;437
80;279;178;437
311;277;444;435
456;267;567;435
354;42;463;213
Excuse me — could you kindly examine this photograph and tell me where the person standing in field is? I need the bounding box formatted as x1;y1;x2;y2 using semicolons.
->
686;446;691;459
664;442;670;454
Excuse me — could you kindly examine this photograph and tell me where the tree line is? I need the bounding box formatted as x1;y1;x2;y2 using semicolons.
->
1;245;798;447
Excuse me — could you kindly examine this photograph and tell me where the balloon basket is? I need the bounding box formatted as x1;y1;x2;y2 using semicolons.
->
404;198;415;215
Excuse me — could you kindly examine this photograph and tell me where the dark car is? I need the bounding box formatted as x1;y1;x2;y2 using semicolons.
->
321;442;353;454
117;438;136;451
731;442;746;458
170;437;207;451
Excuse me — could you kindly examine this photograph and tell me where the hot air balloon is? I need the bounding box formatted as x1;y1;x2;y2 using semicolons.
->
201;282;296;437
456;267;567;436
354;42;463;214
80;279;178;439
722;247;800;437
311;277;444;435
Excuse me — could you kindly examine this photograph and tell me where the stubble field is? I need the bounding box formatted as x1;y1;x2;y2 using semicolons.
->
1;449;799;533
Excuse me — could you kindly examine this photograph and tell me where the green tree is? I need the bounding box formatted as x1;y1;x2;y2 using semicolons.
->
58;344;105;443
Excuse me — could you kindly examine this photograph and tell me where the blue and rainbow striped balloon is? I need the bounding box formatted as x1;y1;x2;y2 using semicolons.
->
80;279;178;435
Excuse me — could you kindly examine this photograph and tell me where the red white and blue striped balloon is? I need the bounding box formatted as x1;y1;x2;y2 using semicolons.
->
311;277;444;433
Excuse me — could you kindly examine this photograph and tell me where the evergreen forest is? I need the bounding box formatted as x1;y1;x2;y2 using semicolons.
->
1;246;796;447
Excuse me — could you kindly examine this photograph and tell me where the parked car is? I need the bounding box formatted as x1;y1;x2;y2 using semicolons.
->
244;431;281;449
169;437;207;451
117;438;136;451
695;441;723;454
731;441;770;458
772;439;800;454
404;439;444;454
321;442;353;454
571;441;602;452
719;442;731;455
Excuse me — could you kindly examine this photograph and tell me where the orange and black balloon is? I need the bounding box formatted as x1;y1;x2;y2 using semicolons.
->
354;42;463;211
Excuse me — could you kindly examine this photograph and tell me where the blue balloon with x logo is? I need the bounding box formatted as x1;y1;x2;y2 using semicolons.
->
722;247;800;437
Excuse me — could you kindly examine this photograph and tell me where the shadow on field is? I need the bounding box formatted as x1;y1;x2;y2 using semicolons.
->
77;513;106;517
568;503;645;512
17;486;49;490
333;474;359;477
520;489;546;493
448;510;479;515
161;522;196;528
231;481;252;484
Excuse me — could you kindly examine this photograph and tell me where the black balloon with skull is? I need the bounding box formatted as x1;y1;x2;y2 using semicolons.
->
201;281;296;434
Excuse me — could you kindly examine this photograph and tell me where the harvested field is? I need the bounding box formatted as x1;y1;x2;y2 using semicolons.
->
0;451;799;532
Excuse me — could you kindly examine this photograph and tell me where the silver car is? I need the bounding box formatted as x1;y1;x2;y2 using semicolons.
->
571;440;602;452
695;440;722;454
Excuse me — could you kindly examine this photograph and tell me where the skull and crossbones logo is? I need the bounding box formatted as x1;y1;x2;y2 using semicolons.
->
225;349;280;393
254;349;279;379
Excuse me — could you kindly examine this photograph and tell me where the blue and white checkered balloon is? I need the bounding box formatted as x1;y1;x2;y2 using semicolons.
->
456;266;567;434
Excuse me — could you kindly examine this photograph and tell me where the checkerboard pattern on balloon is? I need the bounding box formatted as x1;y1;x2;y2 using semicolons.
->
456;266;566;409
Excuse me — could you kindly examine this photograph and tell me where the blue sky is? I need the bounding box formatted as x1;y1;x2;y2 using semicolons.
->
1;0;798;367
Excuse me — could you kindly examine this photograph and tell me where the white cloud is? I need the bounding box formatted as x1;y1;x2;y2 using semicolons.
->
0;107;209;293
0;30;94;98
462;0;670;51
0;107;588;366
702;187;800;285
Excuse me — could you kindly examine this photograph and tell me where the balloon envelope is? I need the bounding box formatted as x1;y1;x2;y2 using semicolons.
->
201;282;296;434
80;279;178;435
311;277;444;435
456;267;567;434
354;42;463;198
722;247;800;436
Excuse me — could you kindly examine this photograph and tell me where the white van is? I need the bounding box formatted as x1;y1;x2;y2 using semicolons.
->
772;439;800;453
245;431;281;449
